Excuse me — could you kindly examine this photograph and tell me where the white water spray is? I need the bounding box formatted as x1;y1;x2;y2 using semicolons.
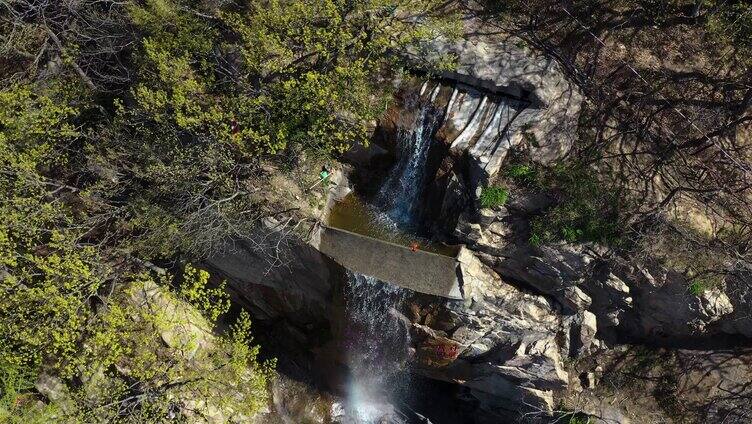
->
377;88;444;229
340;272;411;423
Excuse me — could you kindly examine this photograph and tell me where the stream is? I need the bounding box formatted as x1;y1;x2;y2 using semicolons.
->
332;85;448;423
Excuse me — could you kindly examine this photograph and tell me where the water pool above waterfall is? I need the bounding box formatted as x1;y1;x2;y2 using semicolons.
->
327;193;459;257
325;82;460;258
326;79;527;261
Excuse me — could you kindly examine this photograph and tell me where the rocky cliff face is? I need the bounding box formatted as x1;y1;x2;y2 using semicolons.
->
459;209;743;343
407;248;570;416
437;195;752;422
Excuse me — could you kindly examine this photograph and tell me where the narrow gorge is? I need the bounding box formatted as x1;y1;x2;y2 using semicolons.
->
204;25;752;424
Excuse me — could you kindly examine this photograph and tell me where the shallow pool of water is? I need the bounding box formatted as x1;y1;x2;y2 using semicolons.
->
327;193;459;257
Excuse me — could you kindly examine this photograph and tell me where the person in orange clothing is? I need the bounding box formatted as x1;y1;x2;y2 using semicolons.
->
409;241;420;252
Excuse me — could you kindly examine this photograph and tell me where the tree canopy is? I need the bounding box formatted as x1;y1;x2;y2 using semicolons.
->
0;0;456;421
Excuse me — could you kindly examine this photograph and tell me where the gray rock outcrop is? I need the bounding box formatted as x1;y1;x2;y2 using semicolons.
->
428;29;583;165
205;230;344;327
454;199;745;346
407;247;569;416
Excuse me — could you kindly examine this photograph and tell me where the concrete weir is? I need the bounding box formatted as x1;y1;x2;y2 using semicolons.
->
311;225;464;300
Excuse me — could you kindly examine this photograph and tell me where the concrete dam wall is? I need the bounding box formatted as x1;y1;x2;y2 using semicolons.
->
311;225;463;299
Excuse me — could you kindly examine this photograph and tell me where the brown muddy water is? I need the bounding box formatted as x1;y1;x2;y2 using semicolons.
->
327;193;459;257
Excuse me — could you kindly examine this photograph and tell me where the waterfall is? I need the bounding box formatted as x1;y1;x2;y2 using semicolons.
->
329;81;529;423
340;272;411;424
376;85;443;229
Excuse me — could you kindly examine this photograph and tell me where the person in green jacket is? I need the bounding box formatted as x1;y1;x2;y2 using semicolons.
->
308;165;332;191
319;166;330;183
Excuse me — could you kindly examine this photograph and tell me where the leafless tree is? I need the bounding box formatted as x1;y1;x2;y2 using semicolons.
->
469;0;752;280
1;0;134;89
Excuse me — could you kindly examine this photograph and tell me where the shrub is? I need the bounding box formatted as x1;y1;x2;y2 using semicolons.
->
529;232;543;247
480;186;510;208
561;225;584;243
707;2;752;64
506;163;537;183
0;360;59;423
688;280;707;296
528;162;622;245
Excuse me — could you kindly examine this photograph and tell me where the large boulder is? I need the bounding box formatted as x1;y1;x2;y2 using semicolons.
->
204;229;346;327
477;242;601;313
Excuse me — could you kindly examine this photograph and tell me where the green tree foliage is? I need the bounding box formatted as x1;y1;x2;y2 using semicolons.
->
69;271;272;423
88;0;456;258
706;1;752;62
0;87;95;378
0;359;61;424
1;256;272;422
129;0;457;156
0;82;272;420
503;160;622;245
1;0;457;420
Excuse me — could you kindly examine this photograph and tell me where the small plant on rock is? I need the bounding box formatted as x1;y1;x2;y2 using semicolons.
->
529;232;543;247
506;163;537;184
688;280;707;296
479;186;509;208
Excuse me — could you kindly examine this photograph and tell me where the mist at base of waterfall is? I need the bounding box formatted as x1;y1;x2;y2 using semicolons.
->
338;273;412;424
338;380;402;424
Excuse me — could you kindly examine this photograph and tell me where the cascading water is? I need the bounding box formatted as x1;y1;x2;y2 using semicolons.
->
376;86;444;230
327;82;528;422
339;272;412;424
